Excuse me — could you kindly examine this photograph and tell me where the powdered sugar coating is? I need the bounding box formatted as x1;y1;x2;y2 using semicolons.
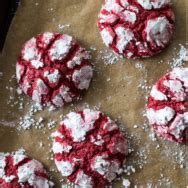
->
147;107;175;126
75;170;93;188
98;0;174;59
147;68;188;143
137;0;171;10
145;16;173;49
49;35;72;61
150;86;168;101
0;150;54;187
55;160;73;177
91;154;122;182
72;66;93;90
16;32;93;107
52;109;128;188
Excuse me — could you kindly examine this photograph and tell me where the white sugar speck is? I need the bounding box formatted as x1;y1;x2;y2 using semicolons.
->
122;178;131;187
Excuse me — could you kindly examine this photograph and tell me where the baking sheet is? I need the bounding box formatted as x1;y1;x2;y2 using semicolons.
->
0;0;187;187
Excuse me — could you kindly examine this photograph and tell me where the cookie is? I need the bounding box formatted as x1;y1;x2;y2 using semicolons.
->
147;68;188;143
98;0;175;59
16;32;93;107
52;109;128;188
0;149;54;187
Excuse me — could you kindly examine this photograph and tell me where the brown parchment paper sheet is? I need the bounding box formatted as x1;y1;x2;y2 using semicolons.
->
0;0;187;187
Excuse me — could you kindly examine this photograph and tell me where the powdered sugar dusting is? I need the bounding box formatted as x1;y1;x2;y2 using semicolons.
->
98;49;120;65
147;107;175;126
101;28;114;47
22;38;40;61
44;69;61;84
150;86;167;101
52;142;72;154
55;160;74;177
145;17;172;48
49;35;72;61
91;154;122;182
62;109;99;142
75;170;93;187
72;66;93;90
115;26;134;54
168;45;188;68
137;0;171;10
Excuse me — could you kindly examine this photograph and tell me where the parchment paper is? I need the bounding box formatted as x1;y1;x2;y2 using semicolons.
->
0;0;187;187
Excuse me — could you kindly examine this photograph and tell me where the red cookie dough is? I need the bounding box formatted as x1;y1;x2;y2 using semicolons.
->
52;109;128;188
147;68;188;143
0;149;54;188
98;0;175;59
16;32;93;107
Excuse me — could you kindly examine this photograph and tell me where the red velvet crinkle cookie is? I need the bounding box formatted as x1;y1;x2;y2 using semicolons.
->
52;109;128;188
0;149;54;188
16;32;93;107
98;0;175;59
147;68;188;143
